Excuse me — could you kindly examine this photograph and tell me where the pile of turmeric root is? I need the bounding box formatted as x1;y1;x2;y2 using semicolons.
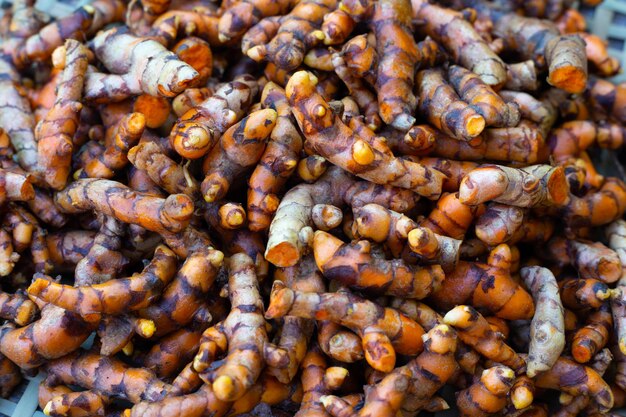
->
2;0;626;415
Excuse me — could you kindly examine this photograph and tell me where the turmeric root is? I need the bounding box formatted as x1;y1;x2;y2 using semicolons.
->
456;365;515;417
74;214;128;286
520;266;565;377
339;33;377;85
85;27;199;102
287;71;444;199
585;76;626;124
78;112;146;179
0;353;21;398
43;390;110;417
45;349;172;403
321;8;355;46
0;304;96;370
247;82;303;232
140;246;223;337
193;254;269;401
448;65;520;128
324;324;457;417
369;0;419;130
351;203;416;257
313;230;444;298
500;90;557;135
444;305;525;373
36;40;88;190
0;59;37;172
406;226;462;273
244;0;332;71
548;120;626;163
510;375;535;410
218;0;293;43
474;203;525;246
0;290;37;326
572;302;612;363
266;281;425;371
317;321;364;363
295;345;349;417
543;34;588;94
534;356;614;412
54;178;194;234
505;60;540;91
0;229;19;276
46;230;95;270
417;69;486;140
27;245;177;319
579;32;620;76
420;192;485;239
170;74;258;159
560;277;610;310
549;238;622;284
144;328;203;379
411;0;507;87
98;314;156;356
430;244;535;320
459;164;569;208
564;177;626;229
128;141;200;199
201;109;276;202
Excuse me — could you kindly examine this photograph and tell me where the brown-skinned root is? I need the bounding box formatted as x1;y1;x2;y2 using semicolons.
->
192;254;271;402
265;281;425;372
444;305;525;374
448;65;520;128
420;192;485;240
201;108;277;203
218;0;294;43
312;230;444;298
172;87;212;118
311;204;343;231
406;226;462;273
578;32;621;77
547;237;622;284
459;164;569;208
571;302;612;364
331;53;381;131
317;321;364;363
456;365;515;417
499;90;558;136
148;9;223;47
559;277;611;310
552;348;613;417
606;220;626;355
287;71;445;199
97;314;156;356
128;141;200;199
0;229;20;276
140;246;224;337
0;304;96;370
74;214;128;286
45;349;173;404
265;165;420;267
143;328;204;379
84;26;200;102
338;33;377;86
505;59;540;90
0;353;21;398
417;69;486;140
46;230;95;271
247;82;303;232
368;0;419;130
0;169;33;211
585;76;626;124
533;356;614;413
27;245;177;320
411;0;507;87
564;177;626;230
0;290;38;326
544;34;588;93
294;345;349;417
78;112;146;179
43;389;110;417
549;120;626;163
169;74;258;159
171;362;203;395
430;244;535;320
324;324;458;417
0;58;37;172
54;178;194;234
520;266;565;377
4;203;52;273
171;37;213;86
36;39;88;190
351;203;417;257
296;155;329;183
474;203;525;246
412;121;545;165
243;0;333;71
